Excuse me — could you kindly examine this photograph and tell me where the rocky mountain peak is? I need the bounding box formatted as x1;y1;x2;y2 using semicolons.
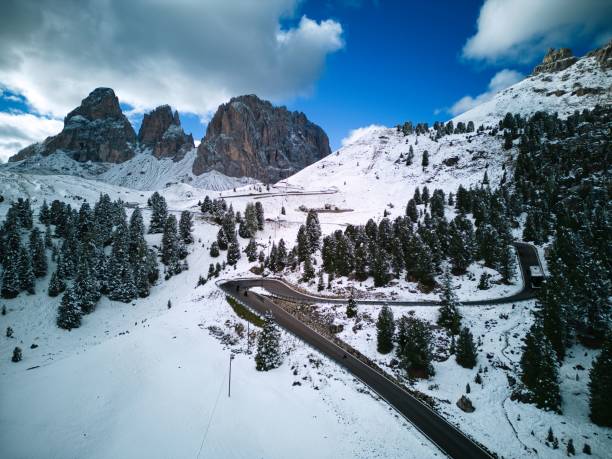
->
532;47;577;75
138;105;194;161
192;94;331;182
586;39;612;69
9;87;137;163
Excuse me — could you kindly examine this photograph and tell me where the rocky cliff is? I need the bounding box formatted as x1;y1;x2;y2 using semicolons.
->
532;48;577;75
138;105;194;161
10;88;137;163
192;95;331;182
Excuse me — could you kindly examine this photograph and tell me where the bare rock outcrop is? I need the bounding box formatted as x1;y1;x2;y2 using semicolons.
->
192;95;331;182
138;105;194;161
9;88;136;163
532;48;577;75
586;39;612;70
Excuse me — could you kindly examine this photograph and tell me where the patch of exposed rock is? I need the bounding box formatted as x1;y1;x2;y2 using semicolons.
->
586;39;612;70
138;105;194;161
193;94;331;182
10;88;137;163
532;48;577;75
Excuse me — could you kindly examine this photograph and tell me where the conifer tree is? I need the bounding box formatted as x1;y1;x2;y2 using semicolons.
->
255;313;282;371
44;224;53;248
456;327;477;368
12;346;22;362
317;270;324;291
538;280;567;360
306;210;322;253
589;337;612;426
477;272;491;290
354;244;369;281
413;187;422;205
296;225;309;262
406;198;418;222
39;199;51;224
161;215;182;277
29;228;47;278
437;270;462;335
74;245;100;313
346;290;357;318
520;323;561;411
179;210;194;244
18;247;35;295
57;287;82;330
301;256;315;282
376;305;395;354
396;315;434;377
107;219;137;302
421;150;429;168
245;239;257;262
210;241;220;257
1;228;22;299
372;246;389;287
255;201;265;231
217;228;228;251
48;270;66;297
148;192;168;234
227;241;241;266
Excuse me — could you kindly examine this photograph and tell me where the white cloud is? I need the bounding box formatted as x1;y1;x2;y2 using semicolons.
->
449;69;523;116
463;0;612;62
0;112;62;162
0;0;343;119
341;124;385;147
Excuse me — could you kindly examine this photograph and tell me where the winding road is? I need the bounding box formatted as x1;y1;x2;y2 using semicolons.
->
218;242;542;459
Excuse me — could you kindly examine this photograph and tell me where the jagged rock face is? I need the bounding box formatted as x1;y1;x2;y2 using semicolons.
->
138;105;194;161
193;95;331;182
532;48;577;75
9;88;136;163
587;39;612;70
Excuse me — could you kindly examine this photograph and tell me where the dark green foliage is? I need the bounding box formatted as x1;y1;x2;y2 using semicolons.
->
245;239;257;262
48;270;65;297
301;256;315;282
179;211;194;244
477;272;491;290
57;287;82;330
406;199;418;222
421;150;429;168
589;337;612;426
376;305;395;354
107;217;136;302
396;314;434;377
18;247;35;295
148;192;168;234
29;228;47;278
567;439;575;456
210;241;220;257
456;327;477;369
227;241;241;266
520;323;561;412
346;291;357;318
306;210;321;253
437;270;462;335
255;202;265;231
255;313;282;371
12;346;22;362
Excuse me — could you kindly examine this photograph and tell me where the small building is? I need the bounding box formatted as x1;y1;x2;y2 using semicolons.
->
529;266;544;288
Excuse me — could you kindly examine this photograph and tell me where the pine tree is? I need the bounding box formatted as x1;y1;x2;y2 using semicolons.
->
372;246;389;287
210;241;220;257
421;150;429;168
396;315;434;377
12;346;22;362
306;210;322;253
437;270;462;335
456;327;477;369
39;200;51;224
28;228;47;278
567;439;575;456
18;247;35;295
1;227;21;299
74;245;100;313
301;256;315;282
448;216;475;274
406;198;418;222
589;337;612;426
477;272;491;290
161;214;182;276
44;224;53;248
217;228;229;251
48;270;66;297
538;279;567;360
107;219;137;302
245;239;257;262
376;305;395;354
354;244;369;281
179;210;194;244
346;290;357;318
148;192;168;234
227;241;241;266
255;312;282;371
255;201;265;231
56;287;82;330
520;323;561;412
296;225;310;262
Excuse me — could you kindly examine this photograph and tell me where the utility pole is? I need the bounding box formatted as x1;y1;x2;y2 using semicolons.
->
228;353;235;398
247;322;251;354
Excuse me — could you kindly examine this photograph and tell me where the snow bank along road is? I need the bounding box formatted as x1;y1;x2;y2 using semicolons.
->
232;242;542;307
219;280;493;459
217;242;541;458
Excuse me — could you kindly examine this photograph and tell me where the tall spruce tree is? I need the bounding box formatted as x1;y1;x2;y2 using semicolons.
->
148;192;168;234
48;270;66;297
1;226;22;298
227;241;241;266
29;228;47;278
255;201;265;231
306;210;322;253
107;218;137;302
589;337;612;426
57;287;82;330
437;270;462;335
161;215;182;277
255;313;282;371
376;305;395;354
346;290;357;318
18;247;35;295
396;315;434;377
456;327;477;368
179;210;194;245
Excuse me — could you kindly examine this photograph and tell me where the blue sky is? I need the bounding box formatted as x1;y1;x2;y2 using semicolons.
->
1;0;610;160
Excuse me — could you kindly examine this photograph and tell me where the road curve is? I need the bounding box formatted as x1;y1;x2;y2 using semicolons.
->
233;242;542;307
219;281;493;459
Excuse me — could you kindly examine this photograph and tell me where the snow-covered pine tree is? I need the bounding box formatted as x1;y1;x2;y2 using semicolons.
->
255;201;265;231
537;279;567;361
306;210;321;253
296;225;309;262
29;228;47;278
456;327;477;368
519;323;561;412
227;241;241;266
448;215;475;274
301;256;315;282
57;287;82;330
421;150;429;168
18;247;35;295
39;199;51;224
396;315;434;377
44;224;53;248
179;210;194;245
376;304;395;354
12;346;22;362
148;191;168;234
210;241;220;258
406;198;418;222
106;218;137;302
217;227;229;251
255;312;282;371
371;246;389;287
244;202;259;237
161;215;182;277
354;244;369;281
317;270;324;291
48;270;66;297
74;244;100;313
437;270;462;335
588;336;612;427
1;226;22;298
346;290;357;318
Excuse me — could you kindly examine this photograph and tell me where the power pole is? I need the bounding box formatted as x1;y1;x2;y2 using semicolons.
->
228;353;235;398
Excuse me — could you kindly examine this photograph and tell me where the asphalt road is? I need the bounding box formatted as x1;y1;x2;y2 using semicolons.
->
219;280;493;459
217;242;542;458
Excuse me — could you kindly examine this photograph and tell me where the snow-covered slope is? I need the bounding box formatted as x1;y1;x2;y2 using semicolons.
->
0;148;256;192
453;55;610;126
